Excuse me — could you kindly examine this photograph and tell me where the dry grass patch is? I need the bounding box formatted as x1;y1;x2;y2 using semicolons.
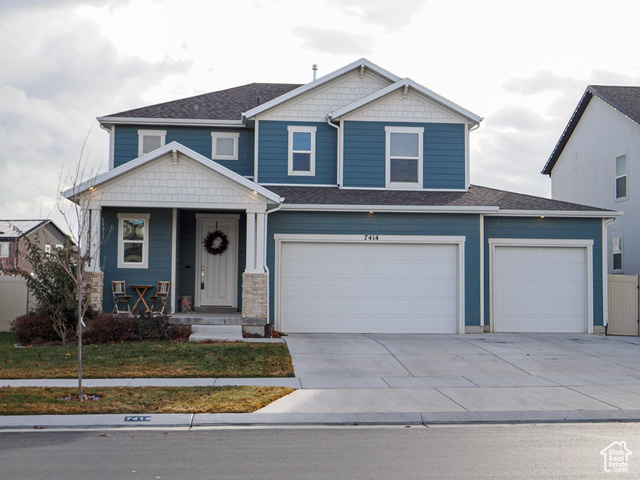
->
0;386;294;415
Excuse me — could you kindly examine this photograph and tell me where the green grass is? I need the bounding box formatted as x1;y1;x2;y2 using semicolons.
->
0;386;295;415
0;332;294;379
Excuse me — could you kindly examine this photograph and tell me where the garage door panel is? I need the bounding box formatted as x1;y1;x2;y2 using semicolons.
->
493;245;587;333
280;241;459;333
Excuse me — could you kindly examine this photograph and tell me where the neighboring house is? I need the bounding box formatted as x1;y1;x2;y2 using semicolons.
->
0;219;68;273
543;85;639;274
65;59;618;335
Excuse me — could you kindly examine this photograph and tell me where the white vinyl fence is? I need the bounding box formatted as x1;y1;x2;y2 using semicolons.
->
0;276;36;331
608;275;640;336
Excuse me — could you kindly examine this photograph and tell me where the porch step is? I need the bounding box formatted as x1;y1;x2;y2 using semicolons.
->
189;325;243;342
170;312;266;326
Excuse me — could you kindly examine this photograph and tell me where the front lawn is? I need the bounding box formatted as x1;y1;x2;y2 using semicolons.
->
0;386;294;415
0;332;294;379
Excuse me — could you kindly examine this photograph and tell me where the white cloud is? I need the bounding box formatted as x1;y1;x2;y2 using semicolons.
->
291;27;375;55
329;0;426;32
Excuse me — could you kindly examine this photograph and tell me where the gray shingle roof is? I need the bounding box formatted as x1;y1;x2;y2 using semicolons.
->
267;185;611;212
103;83;302;121
543;85;640;175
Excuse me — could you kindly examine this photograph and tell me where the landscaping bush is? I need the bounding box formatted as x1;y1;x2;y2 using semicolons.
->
83;313;191;344
11;315;61;345
84;314;138;344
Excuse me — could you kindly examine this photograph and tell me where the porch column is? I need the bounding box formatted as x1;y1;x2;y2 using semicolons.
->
84;207;104;312
242;207;268;333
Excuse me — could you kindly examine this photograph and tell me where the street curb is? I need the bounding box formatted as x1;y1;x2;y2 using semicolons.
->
3;410;640;429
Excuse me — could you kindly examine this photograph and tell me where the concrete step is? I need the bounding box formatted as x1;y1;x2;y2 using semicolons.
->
189;325;243;342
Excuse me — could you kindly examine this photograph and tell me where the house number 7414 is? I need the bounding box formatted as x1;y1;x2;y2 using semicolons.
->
364;235;379;241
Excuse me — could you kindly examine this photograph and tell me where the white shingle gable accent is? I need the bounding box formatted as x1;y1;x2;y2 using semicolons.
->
94;153;266;208
343;89;459;122
259;70;392;120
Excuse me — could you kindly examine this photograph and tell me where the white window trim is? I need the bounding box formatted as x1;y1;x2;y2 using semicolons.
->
615;154;628;201
117;213;150;269
0;242;9;258
138;130;166;157
612;235;623;273
385;126;424;189
44;244;52;254
287;126;316;177
211;132;240;160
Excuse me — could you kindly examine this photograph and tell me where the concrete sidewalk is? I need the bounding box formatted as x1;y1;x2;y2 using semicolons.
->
2;333;640;428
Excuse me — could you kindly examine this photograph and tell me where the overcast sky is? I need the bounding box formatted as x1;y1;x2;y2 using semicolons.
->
2;0;640;233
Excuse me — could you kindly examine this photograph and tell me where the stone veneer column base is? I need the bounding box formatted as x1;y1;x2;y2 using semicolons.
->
85;270;104;313
242;272;268;335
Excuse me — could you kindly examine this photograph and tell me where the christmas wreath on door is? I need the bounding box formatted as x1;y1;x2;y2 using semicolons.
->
203;230;229;256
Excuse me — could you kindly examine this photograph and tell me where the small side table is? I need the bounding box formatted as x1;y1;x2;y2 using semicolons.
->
129;284;154;313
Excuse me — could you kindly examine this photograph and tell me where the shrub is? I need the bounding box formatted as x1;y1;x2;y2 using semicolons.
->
136;312;191;341
11;315;61;345
84;314;137;344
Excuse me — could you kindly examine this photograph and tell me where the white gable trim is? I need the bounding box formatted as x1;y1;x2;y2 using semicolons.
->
64;142;282;204
330;78;483;126
243;58;401;119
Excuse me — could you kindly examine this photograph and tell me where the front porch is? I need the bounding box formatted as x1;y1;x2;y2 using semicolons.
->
71;143;282;336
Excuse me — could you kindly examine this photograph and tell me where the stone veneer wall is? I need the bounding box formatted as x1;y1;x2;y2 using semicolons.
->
241;273;268;321
85;270;104;312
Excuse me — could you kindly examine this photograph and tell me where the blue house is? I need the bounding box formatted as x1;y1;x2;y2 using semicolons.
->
65;59;618;335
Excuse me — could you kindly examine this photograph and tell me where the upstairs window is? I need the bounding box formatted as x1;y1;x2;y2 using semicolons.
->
211;132;239;160
0;242;9;258
117;213;150;269
612;235;623;272
138;130;166;156
616;154;627;200
288;126;316;176
386;126;423;189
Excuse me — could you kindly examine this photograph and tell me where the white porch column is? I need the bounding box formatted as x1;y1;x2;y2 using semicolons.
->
245;212;257;273
86;207;101;272
255;212;266;273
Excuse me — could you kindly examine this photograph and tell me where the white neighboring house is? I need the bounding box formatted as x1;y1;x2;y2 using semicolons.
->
543;85;640;274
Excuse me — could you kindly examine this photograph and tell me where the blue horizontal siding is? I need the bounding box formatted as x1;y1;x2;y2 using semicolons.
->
342;121;466;189
113;126;254;177
266;211;481;327
484;217;604;327
257;121;337;184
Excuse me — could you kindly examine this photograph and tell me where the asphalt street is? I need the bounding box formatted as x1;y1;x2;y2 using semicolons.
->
1;423;638;479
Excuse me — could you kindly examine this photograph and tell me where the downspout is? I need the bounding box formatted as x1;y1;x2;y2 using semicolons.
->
263;200;285;332
603;216;618;334
326;115;341;186
99;123;115;170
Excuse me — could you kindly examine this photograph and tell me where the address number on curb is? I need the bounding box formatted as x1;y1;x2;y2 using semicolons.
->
364;235;379;241
124;416;151;422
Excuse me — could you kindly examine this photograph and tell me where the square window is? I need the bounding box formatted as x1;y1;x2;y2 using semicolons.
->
138;130;166;156
616;155;627;200
118;214;150;269
211;132;239;160
0;242;9;258
386;127;423;188
288;126;316;176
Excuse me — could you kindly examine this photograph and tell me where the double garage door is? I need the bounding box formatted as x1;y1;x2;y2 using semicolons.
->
277;237;591;334
277;238;461;333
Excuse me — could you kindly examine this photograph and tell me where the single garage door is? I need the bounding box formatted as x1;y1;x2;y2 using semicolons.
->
492;245;588;333
278;241;459;333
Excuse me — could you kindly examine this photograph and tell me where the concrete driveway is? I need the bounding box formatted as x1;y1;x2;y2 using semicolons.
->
259;333;640;417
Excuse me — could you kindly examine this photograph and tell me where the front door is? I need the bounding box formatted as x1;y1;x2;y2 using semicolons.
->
196;215;239;308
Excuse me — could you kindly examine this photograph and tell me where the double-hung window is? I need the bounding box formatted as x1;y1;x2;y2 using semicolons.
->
117;213;150;269
612;235;623;272
616;154;627;200
0;242;9;258
386;126;423;188
138;130;166;156
288;126;316;176
212;132;239;160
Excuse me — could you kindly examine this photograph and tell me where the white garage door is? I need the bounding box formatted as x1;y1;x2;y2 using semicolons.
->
492;245;588;333
278;241;459;333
